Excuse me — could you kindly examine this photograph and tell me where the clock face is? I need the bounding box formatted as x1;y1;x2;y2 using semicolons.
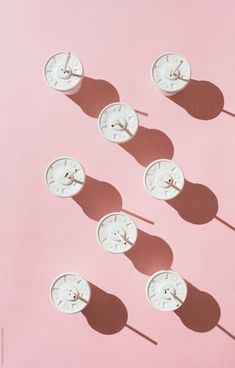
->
50;273;91;314
151;53;191;93
45;157;85;198
97;212;138;253
44;52;84;92
144;159;184;200
146;270;187;311
98;103;139;143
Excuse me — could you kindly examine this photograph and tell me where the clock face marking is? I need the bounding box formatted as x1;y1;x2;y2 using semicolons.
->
45;157;85;198
98;103;139;143
97;212;138;254
151;53;191;94
144;159;185;200
146;270;187;311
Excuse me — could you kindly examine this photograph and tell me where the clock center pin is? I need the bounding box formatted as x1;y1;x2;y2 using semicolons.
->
56;66;72;80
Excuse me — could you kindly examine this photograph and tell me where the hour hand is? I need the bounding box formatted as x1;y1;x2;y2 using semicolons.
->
63;52;71;72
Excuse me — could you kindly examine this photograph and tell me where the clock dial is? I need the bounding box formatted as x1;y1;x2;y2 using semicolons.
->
98;103;139;143
44;52;84;93
146;270;187;311
97;212;138;253
151;53;191;94
45;157;85;198
50;273;91;314
144;159;184;200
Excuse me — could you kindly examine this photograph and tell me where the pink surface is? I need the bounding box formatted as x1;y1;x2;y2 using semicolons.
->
0;0;235;367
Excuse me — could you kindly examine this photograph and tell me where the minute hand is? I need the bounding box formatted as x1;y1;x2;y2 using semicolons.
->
63;52;71;72
170;60;183;76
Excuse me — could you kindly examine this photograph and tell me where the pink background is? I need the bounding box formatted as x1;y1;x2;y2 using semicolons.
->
0;0;235;367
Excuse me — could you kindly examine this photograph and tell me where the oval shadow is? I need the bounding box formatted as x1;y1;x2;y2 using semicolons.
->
168;180;218;224
169;80;224;120
68;76;120;118
82;284;128;334
73;176;122;221
125;230;173;275
175;282;221;332
120;126;174;167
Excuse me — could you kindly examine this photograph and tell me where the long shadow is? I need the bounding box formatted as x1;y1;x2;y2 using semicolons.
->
168;79;224;120
168;180;218;224
125;230;173;275
73;176;154;224
82;284;158;344
175;282;221;332
215;216;235;231
68;76;120;118
82;284;127;334
222;109;235;118
217;324;235;340
120;126;174;167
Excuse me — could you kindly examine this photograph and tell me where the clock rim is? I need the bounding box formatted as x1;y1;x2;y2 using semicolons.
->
97;102;139;143
143;158;185;201
44;156;86;198
43;51;84;92
50;272;91;314
150;51;192;94
145;269;187;312
96;211;138;254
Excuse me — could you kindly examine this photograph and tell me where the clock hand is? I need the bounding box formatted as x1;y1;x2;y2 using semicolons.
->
166;290;183;306
118;122;133;138
170;183;181;192
177;76;189;82
162;179;181;192
64;169;83;185
71;72;83;78
64;168;78;178
63;52;71;72
170;60;183;77
111;120;133;138
112;121;122;128
116;232;133;246
78;295;89;304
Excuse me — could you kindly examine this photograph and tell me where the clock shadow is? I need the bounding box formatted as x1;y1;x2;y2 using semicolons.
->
167;180;218;224
82;284;127;334
175;281;221;332
72;175;154;225
67;76;120;118
82;284;158;344
125;230;173;275
119;126;174;167
72;176;122;221
168;79;224;120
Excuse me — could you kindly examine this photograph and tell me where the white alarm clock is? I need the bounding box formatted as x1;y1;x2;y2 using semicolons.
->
50;273;91;314
151;52;191;96
96;212;138;253
143;159;185;200
98;103;139;143
43;52;84;95
146;270;187;311
45;157;85;198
